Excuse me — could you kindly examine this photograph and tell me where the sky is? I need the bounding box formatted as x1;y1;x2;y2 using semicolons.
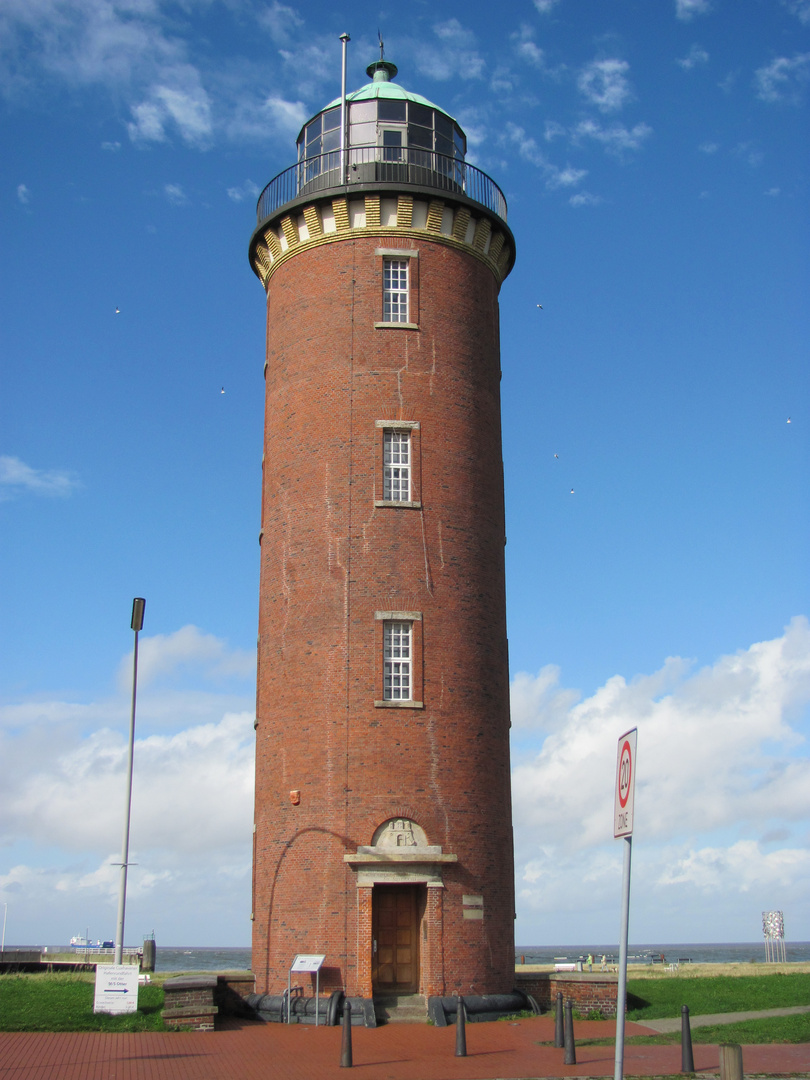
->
1;0;808;951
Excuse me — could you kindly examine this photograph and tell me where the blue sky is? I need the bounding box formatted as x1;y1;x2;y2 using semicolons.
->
1;0;808;950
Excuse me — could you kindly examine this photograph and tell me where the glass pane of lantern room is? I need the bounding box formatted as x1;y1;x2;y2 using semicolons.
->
322;106;340;131
350;121;376;146
409;102;432;127
350;101;377;124
322;128;340;152
435;113;452;140
408;124;432;150
378;99;406;122
382;129;403;162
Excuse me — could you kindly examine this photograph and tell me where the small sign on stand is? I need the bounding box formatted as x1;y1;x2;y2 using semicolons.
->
613;727;637;1080
94;964;139;1014
288;954;326;1025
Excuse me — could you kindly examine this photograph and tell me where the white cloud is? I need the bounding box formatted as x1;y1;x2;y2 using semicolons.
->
677;44;710;70
0;0;190;100
755;53;810;104
0;455;79;499
127;101;166;142
413;19;485;82
2;712;254;855
577;58;632;112
505;122;588;191
0;622;256;943
228;94;308;143
511;617;810;846
733;140;763;167
676;0;711;20
765;187;781;197
227;180;260;203
511;618;810;941
257;0;304;45
659;840;810;892
547;165;589;189
699;140;719;153
569;191;603;207
783;0;810;24
163;182;187;204
533;0;561;12
573;118;653;154
116;624;255;691
16;182;29;203
128;75;213;147
516;38;545;70
100;139;120;151
0;710;255;943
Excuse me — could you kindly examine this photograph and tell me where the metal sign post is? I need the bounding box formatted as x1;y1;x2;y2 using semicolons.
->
114;597;145;966
288;954;326;1025
613;727;637;1080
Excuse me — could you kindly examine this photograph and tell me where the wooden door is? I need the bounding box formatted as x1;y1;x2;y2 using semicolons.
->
372;885;418;991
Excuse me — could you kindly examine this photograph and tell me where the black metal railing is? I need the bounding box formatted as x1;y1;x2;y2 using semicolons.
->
255;146;507;225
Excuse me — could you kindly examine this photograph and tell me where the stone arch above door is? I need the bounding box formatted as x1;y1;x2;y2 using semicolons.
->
344;816;458;886
371;817;429;850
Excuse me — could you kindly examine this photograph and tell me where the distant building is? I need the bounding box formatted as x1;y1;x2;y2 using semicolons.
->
248;50;517;1015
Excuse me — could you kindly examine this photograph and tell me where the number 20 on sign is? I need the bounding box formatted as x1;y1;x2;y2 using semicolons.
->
614;728;637;838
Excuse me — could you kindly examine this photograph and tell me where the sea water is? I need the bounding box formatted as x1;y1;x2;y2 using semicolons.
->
147;941;810;973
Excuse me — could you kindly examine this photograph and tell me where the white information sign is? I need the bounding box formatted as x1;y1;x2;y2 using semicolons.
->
290;954;326;973
613;727;637;838
94;964;139;1015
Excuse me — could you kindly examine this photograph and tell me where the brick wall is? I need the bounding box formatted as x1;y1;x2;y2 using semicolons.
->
252;224;515;999
162;976;218;1031
515;972;620;1019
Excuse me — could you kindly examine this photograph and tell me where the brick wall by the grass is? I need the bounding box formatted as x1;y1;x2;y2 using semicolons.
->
515;972;620;1019
162;976;218;1031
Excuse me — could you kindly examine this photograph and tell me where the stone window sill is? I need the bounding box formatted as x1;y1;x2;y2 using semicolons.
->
374;500;422;509
374;700;424;709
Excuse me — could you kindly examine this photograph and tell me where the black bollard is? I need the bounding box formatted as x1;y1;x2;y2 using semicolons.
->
554;991;564;1048
455;994;467;1057
681;1004;695;1074
340;1000;353;1068
563;999;576;1065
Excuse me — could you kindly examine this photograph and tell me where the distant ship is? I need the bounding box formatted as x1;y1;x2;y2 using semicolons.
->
70;935;115;948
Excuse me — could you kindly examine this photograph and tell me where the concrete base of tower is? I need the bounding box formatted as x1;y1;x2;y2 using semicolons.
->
244;990;540;1026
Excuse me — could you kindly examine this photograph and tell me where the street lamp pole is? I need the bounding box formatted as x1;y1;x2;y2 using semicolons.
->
114;597;145;965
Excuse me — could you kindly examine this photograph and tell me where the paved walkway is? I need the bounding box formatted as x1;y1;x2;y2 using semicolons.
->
1;1015;808;1080
642;1004;810;1034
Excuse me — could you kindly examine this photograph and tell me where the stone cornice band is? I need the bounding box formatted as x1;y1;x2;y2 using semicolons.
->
250;191;515;289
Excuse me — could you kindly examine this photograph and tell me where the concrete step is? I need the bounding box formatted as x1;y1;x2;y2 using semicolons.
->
373;993;427;1024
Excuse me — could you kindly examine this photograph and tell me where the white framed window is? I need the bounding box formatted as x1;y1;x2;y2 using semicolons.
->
383;430;410;502
374;421;420;509
383;258;408;323
384;621;412;701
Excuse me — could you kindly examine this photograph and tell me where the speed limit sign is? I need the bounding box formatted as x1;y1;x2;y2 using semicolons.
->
614;728;637;837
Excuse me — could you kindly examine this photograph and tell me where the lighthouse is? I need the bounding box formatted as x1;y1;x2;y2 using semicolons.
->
248;45;517;1021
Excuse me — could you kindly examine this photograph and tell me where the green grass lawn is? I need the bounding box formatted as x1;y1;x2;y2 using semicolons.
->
0;973;167;1032
562;1012;810;1048
626;972;810;1020
626;1011;810;1045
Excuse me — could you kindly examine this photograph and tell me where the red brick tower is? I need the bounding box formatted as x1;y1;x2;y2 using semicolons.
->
248;53;517;1020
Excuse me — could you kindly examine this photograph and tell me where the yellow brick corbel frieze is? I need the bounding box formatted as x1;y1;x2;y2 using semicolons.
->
252;194;513;290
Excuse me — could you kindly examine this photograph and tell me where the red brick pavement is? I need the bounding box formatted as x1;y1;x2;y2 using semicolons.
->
1;1017;808;1079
